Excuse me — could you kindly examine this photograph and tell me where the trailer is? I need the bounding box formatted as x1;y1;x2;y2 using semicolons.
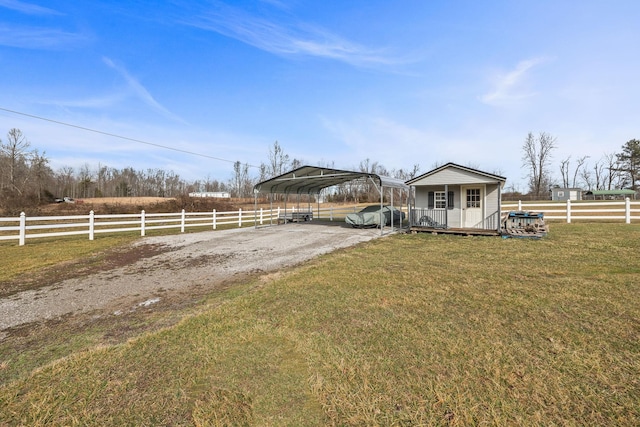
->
278;211;313;224
501;211;548;238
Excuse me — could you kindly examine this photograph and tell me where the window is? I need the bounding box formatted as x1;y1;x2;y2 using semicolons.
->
428;191;454;210
466;189;480;208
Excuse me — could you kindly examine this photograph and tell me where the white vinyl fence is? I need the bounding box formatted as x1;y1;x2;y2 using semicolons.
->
0;205;370;246
502;198;639;224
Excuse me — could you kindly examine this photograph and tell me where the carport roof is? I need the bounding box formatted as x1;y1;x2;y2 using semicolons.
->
253;165;408;195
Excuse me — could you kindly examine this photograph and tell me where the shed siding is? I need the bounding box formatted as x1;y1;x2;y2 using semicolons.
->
414;186;462;228
486;184;499;214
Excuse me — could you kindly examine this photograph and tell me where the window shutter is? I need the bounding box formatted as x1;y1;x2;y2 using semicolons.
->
428;192;434;209
447;191;454;210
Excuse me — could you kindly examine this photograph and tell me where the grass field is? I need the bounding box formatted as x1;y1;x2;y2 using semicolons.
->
1;223;639;425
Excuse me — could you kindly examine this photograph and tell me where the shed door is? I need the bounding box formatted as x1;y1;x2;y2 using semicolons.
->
462;186;482;227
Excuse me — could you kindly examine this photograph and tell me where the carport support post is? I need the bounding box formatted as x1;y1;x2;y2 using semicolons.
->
378;179;384;236
284;194;287;223
254;191;258;229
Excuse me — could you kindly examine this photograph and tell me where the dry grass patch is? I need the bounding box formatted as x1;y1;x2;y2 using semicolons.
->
1;223;639;425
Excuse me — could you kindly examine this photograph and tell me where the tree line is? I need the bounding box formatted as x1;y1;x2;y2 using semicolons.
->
0;129;421;213
3;126;637;213
521;132;639;198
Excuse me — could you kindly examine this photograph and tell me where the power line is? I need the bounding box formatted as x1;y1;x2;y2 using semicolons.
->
0;106;259;168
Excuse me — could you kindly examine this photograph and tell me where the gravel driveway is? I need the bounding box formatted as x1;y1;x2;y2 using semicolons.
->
0;222;388;332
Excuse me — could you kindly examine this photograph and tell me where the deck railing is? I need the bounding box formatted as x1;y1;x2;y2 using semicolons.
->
409;208;448;228
409;209;501;230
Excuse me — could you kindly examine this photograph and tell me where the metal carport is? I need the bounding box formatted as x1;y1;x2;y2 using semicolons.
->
253;165;409;235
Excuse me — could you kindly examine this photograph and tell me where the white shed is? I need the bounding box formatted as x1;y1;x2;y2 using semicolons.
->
406;163;506;234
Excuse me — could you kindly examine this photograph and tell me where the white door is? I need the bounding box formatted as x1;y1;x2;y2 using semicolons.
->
462;186;483;228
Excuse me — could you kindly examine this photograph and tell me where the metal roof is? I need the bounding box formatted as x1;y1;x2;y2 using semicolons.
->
253;165;408;195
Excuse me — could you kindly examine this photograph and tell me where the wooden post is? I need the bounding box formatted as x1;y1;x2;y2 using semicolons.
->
19;212;26;246
566;199;571;223
213;209;217;230
89;210;95;240
626;197;631;224
181;209;186;233
140;210;145;237
238;208;242;227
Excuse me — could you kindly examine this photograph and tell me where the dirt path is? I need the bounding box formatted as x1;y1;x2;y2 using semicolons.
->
0;223;387;332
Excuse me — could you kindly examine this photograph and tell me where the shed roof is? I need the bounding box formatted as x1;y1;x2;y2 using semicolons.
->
405;162;506;186
254;165;408;195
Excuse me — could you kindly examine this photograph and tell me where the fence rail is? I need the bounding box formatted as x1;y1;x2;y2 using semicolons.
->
502;198;639;224
0;205;371;246
4;199;636;246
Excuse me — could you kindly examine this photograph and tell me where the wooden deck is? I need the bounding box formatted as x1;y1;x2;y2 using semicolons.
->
409;226;501;236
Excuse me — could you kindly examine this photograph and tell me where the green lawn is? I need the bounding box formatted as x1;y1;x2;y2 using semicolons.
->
1;223;639;425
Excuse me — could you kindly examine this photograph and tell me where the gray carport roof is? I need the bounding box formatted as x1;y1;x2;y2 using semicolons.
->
253;165;408;195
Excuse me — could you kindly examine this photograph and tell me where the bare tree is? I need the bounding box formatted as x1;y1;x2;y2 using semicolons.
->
572;156;589;188
30;150;52;203
561;155;589;188
267;141;290;178
559;156;571;188
0;128;31;194
602;152;624;190
230;161;251;198
522;131;556;198
580;166;594;191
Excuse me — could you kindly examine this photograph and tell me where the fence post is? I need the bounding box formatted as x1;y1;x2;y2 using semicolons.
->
181;209;186;233
213;209;216;230
89;210;95;240
260;208;263;225
518;200;522;211
19;212;26;246
330;206;334;221
238;208;242;227
626;197;631;224
141;210;146;236
566;199;571;223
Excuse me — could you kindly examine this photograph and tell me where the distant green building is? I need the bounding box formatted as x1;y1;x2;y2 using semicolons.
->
584;189;637;200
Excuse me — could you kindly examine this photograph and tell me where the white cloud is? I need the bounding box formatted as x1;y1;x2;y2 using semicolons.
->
180;1;399;68
0;0;61;15
102;57;187;124
0;24;87;49
480;57;548;107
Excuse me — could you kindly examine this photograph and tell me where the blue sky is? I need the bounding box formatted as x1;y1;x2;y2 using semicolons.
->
1;0;639;190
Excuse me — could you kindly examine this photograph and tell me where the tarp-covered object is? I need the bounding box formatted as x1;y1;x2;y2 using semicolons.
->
346;205;405;228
